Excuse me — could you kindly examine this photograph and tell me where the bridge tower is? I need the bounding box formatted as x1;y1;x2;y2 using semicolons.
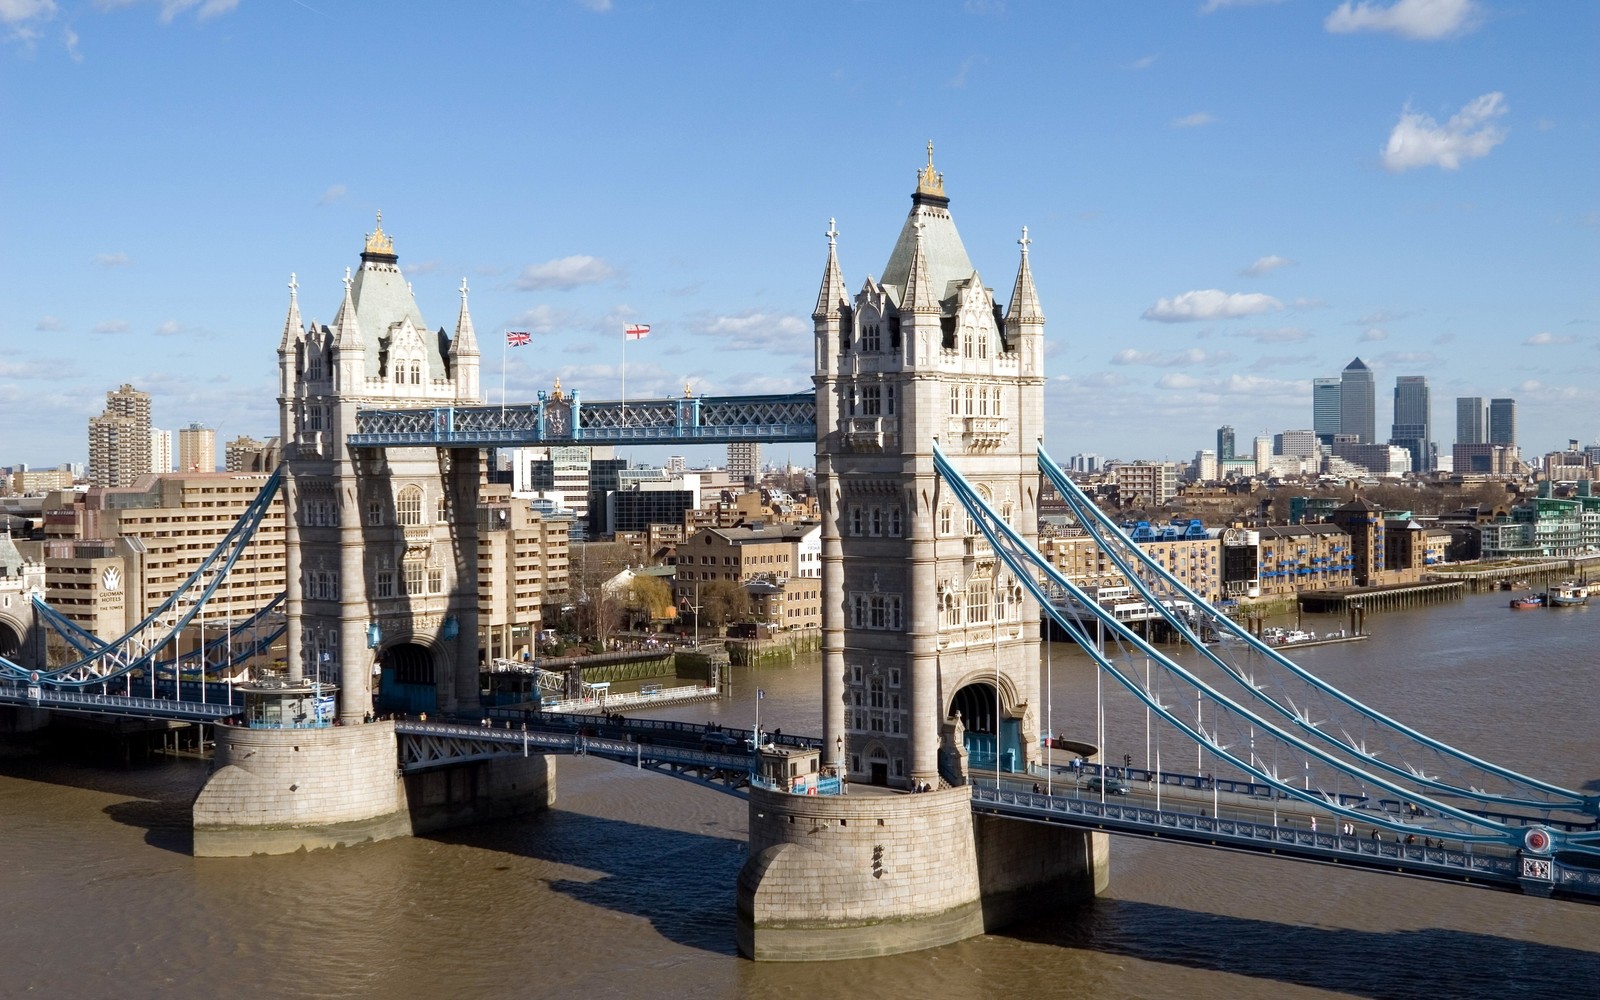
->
738;148;1105;960
275;215;484;723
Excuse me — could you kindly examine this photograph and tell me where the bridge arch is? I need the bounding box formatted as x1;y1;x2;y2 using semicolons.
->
375;640;445;717
949;677;1027;774
0;616;24;664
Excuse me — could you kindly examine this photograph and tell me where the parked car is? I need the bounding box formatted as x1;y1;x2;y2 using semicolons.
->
1082;775;1130;795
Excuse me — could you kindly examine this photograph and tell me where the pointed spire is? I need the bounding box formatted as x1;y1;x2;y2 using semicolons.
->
904;219;938;314
278;272;303;352
1006;225;1044;324
812;218;848;320
449;277;480;357
332;266;363;351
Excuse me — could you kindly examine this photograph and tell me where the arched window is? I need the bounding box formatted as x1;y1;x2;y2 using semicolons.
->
938;506;952;535
889;507;902;537
397;486;424;526
410;362;422;385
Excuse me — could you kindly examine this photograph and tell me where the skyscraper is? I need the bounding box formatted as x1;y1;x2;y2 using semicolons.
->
1390;375;1431;473
178;422;216;473
87;383;152;487
1339;357;1375;444
1216;425;1235;462
728;441;761;485
1313;378;1341;445
1489;398;1517;447
1456;396;1486;445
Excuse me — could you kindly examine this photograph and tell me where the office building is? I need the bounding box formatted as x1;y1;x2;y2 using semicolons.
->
1489;398;1517;447
1216;426;1235;462
1456;397;1487;445
1339;357;1375;444
1312;378;1341;445
1389;375;1431;473
149;429;174;474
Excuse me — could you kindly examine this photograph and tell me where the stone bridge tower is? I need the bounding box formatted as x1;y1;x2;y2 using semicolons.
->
275;215;484;722
738;149;1105;961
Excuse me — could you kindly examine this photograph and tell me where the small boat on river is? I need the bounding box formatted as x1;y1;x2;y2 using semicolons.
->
1510;594;1544;610
1546;581;1590;607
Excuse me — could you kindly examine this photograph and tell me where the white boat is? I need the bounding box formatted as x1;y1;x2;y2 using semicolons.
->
1547;581;1590;607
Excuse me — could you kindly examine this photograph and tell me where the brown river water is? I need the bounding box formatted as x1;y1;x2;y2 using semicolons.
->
1;590;1596;1000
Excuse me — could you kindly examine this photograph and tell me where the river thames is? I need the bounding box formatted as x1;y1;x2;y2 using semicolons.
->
1;590;1596;1000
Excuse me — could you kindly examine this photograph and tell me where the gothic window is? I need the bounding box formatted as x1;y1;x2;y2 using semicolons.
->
977;329;988;359
869;676;885;709
967;579;991;623
437;495;448;522
850;507;864;536
397;486;424;526
890;668;901;687
393;363;405;384
840;325;850;354
886;386;895;415
305;406;323;431
366;500;384;526
1002;500;1014;525
940;591;959;627
964;386;974;416
993;388;1004;417
403;559;426;595
864;323;881;352
949;386;960;416
978;389;988;416
889;507;902;537
862;385;882;415
938;506;952;535
870;507;882;536
375;571;395;599
963;328;974;359
410;362;422;385
429;567;443;593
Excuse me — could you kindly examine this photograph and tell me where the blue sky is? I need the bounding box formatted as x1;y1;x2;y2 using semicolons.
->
3;0;1596;471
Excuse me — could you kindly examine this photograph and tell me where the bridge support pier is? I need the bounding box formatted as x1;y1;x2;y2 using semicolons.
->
192;721;554;857
0;705;50;734
737;786;1106;961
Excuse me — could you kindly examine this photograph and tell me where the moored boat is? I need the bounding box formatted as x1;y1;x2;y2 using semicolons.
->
1510;594;1544;610
1546;581;1590;607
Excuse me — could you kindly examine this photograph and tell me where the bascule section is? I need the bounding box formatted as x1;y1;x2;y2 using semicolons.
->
739;148;1103;962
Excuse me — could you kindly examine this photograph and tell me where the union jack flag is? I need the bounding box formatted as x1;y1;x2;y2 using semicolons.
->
506;331;531;347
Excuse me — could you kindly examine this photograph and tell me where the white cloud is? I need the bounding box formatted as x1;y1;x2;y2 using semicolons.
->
514;255;618;291
1360;327;1388;341
63;23;78;59
1142;289;1283;323
155;319;183;336
1248;354;1316;371
1291;296;1329;310
1240;254;1294;277
689;310;811;353
1201;0;1285;13
506;304;573;335
156;0;239;23
1382;92;1507;172
1233;326;1310;343
94;251;131;267
578;0;612;10
35;315;64;331
1325;0;1480;40
948;54;987;89
1;0;55;36
317;184;347;206
1373;350;1435;365
1156;372;1204;390
1524;331;1576;346
1111;347;1235;367
1172;112;1217;128
93;319;128;334
1127;54;1158;70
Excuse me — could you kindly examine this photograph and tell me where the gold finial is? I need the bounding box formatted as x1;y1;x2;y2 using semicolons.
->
364;210;394;255
551;377;564;401
916;140;945;198
684;381;694;398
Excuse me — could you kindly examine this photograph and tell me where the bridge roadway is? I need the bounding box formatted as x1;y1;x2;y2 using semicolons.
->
6;683;1597;903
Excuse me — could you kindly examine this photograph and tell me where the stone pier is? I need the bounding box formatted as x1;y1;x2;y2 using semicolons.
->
192;721;554;857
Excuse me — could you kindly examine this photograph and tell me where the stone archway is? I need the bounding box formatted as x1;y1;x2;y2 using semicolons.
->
950;680;1024;773
0;619;22;664
375;641;437;716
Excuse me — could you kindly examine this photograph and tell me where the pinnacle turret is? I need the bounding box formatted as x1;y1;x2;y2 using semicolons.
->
812;218;848;320
449;277;480;358
278;273;303;354
903;220;938;315
1005;226;1044;325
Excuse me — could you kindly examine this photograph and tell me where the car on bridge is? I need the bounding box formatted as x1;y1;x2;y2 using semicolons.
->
701;732;752;753
1081;775;1130;795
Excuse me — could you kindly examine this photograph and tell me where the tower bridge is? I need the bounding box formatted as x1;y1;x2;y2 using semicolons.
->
4;148;1597;961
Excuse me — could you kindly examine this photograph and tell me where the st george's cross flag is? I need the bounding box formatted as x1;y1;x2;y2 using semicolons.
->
506;331;532;347
624;324;651;340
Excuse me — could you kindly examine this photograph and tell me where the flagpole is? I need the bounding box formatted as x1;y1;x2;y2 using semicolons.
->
620;327;627;428
501;329;508;421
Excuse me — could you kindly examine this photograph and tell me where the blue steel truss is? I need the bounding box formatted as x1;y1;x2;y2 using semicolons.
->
931;443;1600;869
1;469;284;688
1033;449;1595;817
347;391;816;448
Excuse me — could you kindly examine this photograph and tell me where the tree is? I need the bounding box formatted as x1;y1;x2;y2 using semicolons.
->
699;578;749;633
627;574;674;628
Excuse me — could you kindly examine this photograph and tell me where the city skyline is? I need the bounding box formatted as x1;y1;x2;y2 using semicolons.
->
3;1;1596;469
